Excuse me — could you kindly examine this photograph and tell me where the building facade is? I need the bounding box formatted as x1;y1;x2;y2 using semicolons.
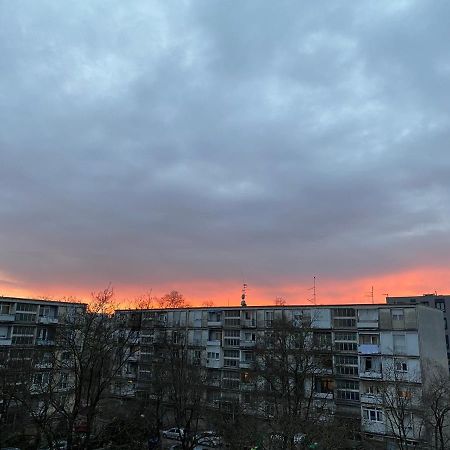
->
115;303;448;448
387;294;450;372
0;296;86;441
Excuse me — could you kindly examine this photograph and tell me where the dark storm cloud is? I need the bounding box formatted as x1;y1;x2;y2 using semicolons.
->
1;0;450;291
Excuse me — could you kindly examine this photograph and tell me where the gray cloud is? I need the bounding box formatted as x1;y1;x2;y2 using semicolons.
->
1;0;450;295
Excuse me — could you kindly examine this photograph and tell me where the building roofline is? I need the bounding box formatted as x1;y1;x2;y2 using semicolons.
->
114;302;431;313
0;295;87;307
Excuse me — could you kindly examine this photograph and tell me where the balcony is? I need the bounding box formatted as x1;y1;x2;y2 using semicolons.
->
0;338;12;346
241;318;256;328
36;339;55;346
359;370;382;379
240;340;256;348
357;320;378;329
313;392;333;400
361;420;385;435
358;344;380;355
207;319;222;327
0;314;15;322
360;393;382;405
207;339;221;346
240;360;254;369
38;316;58;325
206;359;221;369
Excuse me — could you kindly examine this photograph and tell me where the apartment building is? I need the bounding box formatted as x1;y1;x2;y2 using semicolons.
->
0;296;86;433
115;303;448;448
387;294;450;372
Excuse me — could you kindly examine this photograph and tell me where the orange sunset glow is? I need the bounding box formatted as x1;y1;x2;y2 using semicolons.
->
2;266;449;309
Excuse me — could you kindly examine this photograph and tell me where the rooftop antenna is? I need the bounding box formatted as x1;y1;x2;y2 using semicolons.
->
365;286;374;304
241;283;248;307
307;276;317;305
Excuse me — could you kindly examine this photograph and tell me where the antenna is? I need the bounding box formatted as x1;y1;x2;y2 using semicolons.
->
241;283;248;307
307;276;317;305
365;286;374;304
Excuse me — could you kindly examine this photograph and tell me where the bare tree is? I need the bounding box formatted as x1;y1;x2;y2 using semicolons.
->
421;361;450;450
158;290;190;309
377;359;425;450
254;315;339;450
142;325;206;450
135;290;157;310
47;287;139;450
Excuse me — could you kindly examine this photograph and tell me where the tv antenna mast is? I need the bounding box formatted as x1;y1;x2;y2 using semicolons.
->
307;276;317;305
365;286;374;304
241;283;248;307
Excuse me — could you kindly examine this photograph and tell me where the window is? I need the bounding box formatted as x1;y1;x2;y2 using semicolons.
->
208;311;221;322
392;309;404;321
0;326;8;338
207;351;219;360
193;330;202;345
243;331;256;342
224;329;240;346
393;334;406;354
16;303;38;312
395;359;408;372
334;332;357;352
363;408;383;422
0;303;11;315
435;301;446;312
224;310;240;327
365;384;380;395
313;332;332;349
265;311;274;327
333;308;356;328
360;334;379;345
335;355;359;375
336;380;359;401
315;377;334;394
209;330;221;341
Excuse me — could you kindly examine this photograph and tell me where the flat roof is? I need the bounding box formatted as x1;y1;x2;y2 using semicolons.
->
115;302;428;313
0;296;87;307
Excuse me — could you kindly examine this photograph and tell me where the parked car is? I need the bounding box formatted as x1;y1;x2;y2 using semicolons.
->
162;427;185;440
195;431;222;447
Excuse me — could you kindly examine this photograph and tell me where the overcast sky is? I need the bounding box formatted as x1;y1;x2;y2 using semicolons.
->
1;0;450;305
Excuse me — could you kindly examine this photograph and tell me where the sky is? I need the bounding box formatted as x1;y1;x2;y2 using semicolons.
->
1;0;450;307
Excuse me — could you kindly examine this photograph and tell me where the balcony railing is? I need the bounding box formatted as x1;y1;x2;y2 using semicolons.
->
0;314;15;322
359;370;382;379
240;360;254;369
36;339;56;346
0;338;12;346
240;340;256;348
241;318;256;328
358;344;380;354
38;316;58;324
